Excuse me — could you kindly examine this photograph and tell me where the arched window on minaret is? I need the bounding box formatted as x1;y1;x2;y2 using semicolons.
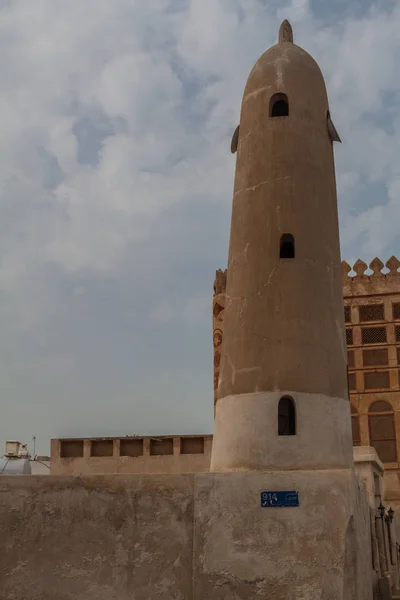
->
278;396;296;435
270;93;289;117
368;400;397;463
280;234;295;258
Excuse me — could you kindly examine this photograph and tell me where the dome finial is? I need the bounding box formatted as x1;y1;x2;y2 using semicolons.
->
279;20;293;43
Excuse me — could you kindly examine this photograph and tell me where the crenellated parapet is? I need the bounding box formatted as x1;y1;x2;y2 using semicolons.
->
213;269;227;415
342;256;400;297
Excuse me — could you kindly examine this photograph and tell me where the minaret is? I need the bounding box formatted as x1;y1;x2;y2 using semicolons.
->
211;20;352;472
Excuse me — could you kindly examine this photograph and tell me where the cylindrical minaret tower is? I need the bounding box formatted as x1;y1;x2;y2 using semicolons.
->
211;21;353;472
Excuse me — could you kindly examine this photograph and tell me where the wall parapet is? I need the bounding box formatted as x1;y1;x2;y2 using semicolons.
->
50;435;213;476
342;257;400;297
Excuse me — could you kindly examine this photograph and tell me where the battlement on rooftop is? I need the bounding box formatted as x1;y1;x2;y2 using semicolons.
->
214;258;400;299
342;256;400;297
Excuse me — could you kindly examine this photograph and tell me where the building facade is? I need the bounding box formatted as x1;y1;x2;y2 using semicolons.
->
343;256;400;518
50;434;212;475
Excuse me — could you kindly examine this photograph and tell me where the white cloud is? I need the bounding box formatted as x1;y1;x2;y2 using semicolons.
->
0;0;400;452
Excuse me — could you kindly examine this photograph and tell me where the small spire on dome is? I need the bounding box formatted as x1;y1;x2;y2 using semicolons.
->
279;20;293;43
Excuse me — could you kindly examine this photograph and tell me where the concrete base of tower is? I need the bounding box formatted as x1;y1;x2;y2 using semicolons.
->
195;469;372;600
211;391;353;472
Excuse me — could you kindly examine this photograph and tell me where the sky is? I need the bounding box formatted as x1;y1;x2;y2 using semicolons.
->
1;0;400;455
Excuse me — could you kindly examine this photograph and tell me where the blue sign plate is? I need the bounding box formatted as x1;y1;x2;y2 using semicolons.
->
261;491;299;507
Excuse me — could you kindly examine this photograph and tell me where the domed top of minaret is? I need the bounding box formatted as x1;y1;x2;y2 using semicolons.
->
242;20;329;121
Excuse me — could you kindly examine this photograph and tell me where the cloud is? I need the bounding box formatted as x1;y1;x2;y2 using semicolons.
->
0;0;399;453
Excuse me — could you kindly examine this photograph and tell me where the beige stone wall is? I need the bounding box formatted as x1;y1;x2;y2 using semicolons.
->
0;474;194;600
50;434;212;476
196;470;372;600
0;469;372;600
353;446;384;508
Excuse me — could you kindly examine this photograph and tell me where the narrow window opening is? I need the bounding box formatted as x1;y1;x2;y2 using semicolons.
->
280;234;295;259
278;396;296;436
270;93;289;117
230;125;240;154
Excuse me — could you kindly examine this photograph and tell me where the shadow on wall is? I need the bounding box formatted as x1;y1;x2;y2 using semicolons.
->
343;516;357;600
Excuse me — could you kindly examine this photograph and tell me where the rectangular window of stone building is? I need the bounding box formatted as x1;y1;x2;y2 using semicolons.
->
359;304;385;322
364;371;390;390
346;329;353;346
393;303;400;320
180;437;204;454
120;438;143;457
369;415;397;462
60;440;84;458
150;438;173;456
344;306;351;324
348;372;356;391
90;440;113;457
397;347;400;364
373;440;398;463
361;327;387;345
362;348;388;367
396;326;400;342
347;350;355;369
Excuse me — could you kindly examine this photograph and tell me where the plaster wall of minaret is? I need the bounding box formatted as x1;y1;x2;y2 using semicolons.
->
211;19;353;473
